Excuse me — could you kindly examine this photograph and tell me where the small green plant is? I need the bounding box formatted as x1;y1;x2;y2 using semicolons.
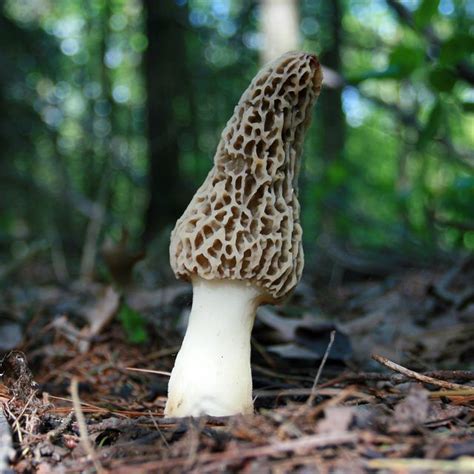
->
117;303;148;344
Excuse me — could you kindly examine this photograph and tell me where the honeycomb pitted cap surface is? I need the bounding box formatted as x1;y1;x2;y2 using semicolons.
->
170;52;323;300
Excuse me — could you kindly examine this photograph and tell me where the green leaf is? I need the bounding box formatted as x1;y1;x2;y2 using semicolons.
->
414;0;439;28
462;102;474;113
348;65;403;84
327;161;349;185
438;176;474;219
429;66;457;92
348;46;424;84
118;303;148;344
417;100;443;151
388;44;424;77
439;33;474;66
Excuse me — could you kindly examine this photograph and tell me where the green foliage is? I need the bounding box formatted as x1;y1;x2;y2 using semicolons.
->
388;43;425;78
417;100;444;150
439;33;474;66
0;0;472;275
429;67;457;92
439;176;474;218
414;0;440;29
117;303;148;344
463;102;474;113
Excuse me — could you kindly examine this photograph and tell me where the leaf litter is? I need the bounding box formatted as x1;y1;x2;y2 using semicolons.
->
0;257;474;472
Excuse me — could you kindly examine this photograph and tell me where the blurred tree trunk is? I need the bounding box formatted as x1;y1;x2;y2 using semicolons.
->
80;0;114;281
143;1;189;244
319;0;345;164
319;0;346;237
260;0;299;63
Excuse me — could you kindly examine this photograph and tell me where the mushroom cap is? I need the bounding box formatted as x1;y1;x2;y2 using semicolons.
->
170;51;323;301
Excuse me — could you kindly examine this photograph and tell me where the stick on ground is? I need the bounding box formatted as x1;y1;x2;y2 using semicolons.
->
71;378;105;474
307;330;336;406
372;354;469;390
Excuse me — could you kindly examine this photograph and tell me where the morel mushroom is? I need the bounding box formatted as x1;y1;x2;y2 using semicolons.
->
165;52;323;417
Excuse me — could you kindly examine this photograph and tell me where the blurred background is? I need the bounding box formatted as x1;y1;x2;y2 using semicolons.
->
0;0;473;286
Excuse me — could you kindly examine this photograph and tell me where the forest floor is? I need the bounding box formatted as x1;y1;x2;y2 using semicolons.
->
1;256;474;473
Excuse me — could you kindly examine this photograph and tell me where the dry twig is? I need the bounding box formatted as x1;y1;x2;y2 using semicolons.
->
124;367;171;377
372;354;469;390
429;388;474;398
307;330;336;406
320;370;474;388
367;457;474;472
70;378;105;474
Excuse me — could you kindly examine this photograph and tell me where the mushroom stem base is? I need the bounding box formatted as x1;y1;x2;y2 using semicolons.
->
164;277;264;417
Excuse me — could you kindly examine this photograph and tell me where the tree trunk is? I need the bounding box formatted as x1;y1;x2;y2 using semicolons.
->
260;0;300;64
319;0;345;164
319;0;346;237
143;1;189;243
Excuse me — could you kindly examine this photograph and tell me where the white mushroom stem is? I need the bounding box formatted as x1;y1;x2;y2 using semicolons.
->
164;277;265;417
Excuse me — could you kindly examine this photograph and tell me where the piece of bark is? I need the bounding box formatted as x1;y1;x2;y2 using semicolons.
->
0;406;14;474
